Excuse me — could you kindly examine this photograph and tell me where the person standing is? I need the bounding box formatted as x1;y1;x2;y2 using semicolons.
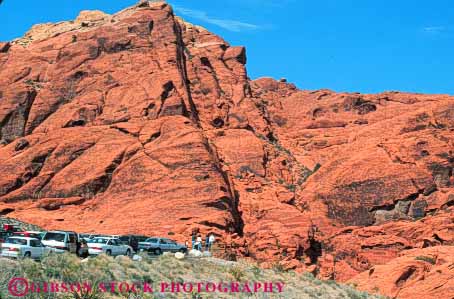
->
78;239;89;258
191;233;196;249
196;234;202;251
130;236;138;253
208;233;215;252
205;233;210;251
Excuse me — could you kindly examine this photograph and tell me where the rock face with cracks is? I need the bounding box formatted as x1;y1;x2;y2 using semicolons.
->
0;2;453;298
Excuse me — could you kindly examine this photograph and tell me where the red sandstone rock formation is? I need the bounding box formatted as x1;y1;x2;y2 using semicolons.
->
349;246;454;298
0;2;452;298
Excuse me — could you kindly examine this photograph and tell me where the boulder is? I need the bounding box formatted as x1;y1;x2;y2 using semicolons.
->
132;255;143;262
174;252;185;260
188;250;202;258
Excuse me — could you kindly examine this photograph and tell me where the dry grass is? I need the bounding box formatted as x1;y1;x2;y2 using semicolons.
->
0;253;386;298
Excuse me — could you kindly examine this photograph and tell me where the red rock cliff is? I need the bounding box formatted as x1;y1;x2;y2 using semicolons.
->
0;2;453;298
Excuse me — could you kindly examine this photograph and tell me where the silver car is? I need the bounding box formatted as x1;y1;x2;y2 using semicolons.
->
87;237;132;256
138;237;187;255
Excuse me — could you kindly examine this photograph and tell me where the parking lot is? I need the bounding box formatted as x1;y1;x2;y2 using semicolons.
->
0;223;190;260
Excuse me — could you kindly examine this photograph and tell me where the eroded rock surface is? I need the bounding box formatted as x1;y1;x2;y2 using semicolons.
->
349;246;454;298
0;2;453;298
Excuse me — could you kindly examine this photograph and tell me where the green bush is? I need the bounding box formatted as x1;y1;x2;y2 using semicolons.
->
415;255;436;265
229;266;245;281
285;184;296;192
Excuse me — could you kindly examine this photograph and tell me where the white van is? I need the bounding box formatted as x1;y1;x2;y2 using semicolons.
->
41;231;79;254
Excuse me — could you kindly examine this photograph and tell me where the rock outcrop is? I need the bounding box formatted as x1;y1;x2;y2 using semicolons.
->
349;246;454;298
0;2;452;298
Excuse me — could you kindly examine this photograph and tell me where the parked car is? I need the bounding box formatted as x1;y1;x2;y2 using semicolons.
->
0;225;23;249
1;237;50;259
3;224;20;232
87;237;132;256
79;233;97;241
119;235;148;252
0;231;13;243
97;234;120;239
41;231;79;254
13;231;44;239
138;237;187;255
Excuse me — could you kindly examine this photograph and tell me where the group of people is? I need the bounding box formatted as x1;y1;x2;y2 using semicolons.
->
189;232;215;252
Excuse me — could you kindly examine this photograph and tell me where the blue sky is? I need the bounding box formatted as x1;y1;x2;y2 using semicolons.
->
1;0;453;94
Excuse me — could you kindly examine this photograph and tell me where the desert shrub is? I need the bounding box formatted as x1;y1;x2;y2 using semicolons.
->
229;266;245;281
250;265;262;278
415;255;436;265
344;287;370;299
302;271;315;281
271;262;285;273
285;184;296;192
